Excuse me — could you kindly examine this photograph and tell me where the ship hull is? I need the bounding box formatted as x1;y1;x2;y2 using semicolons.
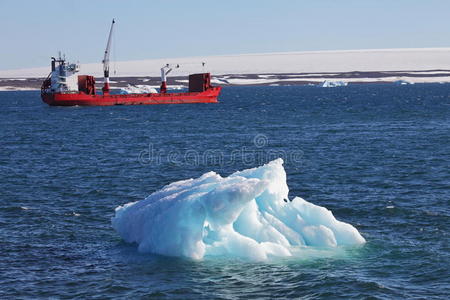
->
42;87;221;106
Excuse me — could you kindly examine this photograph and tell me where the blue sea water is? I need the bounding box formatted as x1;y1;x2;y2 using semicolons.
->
1;84;449;299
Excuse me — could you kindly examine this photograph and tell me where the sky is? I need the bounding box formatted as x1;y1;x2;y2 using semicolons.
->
1;0;450;70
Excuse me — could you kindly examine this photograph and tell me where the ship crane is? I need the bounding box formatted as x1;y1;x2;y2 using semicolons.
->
160;63;179;93
102;19;115;94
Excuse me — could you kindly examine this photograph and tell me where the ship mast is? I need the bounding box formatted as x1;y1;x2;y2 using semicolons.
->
102;19;115;94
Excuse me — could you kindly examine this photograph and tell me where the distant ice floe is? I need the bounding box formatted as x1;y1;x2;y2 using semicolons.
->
0;86;38;91
319;80;348;88
112;159;365;261
0;78;28;81
393;80;414;85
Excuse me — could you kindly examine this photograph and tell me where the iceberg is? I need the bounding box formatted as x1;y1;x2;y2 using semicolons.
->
319;80;348;88
393;80;414;85
112;159;365;260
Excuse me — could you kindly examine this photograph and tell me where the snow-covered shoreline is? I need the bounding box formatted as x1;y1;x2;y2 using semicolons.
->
1;70;449;92
2;48;450;90
1;48;450;78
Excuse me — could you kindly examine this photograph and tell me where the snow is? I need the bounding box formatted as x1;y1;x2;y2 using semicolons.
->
258;74;276;78
118;84;185;94
0;86;38;91
284;73;341;77
2;48;450;87
215;75;450;85
225;78;281;85
2;48;450;79
0;78;28;81
112;159;365;261
119;84;158;94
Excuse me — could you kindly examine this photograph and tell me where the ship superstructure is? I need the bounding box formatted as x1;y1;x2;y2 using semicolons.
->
48;55;80;93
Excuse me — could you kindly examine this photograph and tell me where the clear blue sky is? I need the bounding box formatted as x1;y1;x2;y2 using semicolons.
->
1;0;449;69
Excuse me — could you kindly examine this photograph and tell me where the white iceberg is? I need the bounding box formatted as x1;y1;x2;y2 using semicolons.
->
112;159;365;260
319;80;348;88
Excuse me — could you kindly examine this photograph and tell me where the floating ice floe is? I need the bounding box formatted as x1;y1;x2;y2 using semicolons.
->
0;86;38;91
319;80;348;88
112;159;365;260
393;80;414;85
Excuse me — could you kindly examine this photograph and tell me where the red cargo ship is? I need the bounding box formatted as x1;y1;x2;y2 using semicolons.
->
41;20;221;106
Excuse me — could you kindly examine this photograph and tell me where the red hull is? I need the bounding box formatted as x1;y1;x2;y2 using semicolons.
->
42;87;221;106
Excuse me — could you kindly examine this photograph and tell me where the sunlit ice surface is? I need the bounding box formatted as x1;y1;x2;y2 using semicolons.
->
112;159;365;261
